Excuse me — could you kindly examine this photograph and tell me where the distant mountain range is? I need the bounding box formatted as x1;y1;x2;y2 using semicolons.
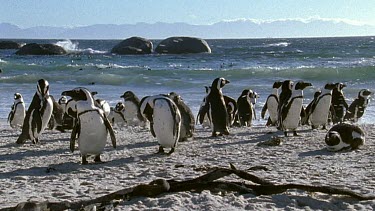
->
1;19;375;39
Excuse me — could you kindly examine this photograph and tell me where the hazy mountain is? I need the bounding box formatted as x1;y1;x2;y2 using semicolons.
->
1;19;374;39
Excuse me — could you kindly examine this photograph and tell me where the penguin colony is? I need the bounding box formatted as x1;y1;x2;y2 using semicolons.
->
10;77;372;164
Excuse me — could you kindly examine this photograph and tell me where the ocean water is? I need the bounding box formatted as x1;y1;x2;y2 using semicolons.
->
0;37;375;125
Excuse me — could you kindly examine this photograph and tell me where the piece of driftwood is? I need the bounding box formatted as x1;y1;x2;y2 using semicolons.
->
3;165;375;211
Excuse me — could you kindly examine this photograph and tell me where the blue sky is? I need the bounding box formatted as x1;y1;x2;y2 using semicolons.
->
1;0;374;28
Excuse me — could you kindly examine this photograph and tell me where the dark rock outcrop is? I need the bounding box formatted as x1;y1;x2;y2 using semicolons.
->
0;40;22;49
155;37;211;54
111;37;153;55
15;43;66;55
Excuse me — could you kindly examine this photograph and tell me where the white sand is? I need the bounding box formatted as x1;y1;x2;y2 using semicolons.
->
1;120;375;210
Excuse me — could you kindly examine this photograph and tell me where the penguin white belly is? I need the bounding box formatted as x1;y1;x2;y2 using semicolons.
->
310;96;331;127
153;100;180;148
124;101;141;126
282;99;302;130
78;113;108;155
11;105;26;128
40;98;53;134
267;97;278;123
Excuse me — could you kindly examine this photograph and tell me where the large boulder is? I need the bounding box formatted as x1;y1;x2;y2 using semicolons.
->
0;41;22;49
15;43;66;55
111;37;153;55
155;37;211;54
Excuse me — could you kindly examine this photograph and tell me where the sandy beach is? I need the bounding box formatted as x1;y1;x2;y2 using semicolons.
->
1;120;375;210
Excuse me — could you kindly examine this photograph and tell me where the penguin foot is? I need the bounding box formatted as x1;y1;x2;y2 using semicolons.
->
32;138;39;144
211;132;217;137
223;130;230;135
157;146;164;154
168;148;175;155
284;131;288;137
94;155;102;163
82;156;88;165
293;131;299;136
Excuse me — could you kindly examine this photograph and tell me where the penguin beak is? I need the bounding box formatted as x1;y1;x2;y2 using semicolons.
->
61;90;74;97
225;80;230;84
364;90;372;96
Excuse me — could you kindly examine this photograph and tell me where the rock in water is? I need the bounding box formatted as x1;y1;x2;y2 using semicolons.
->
155;36;211;54
111;36;153;55
16;43;67;55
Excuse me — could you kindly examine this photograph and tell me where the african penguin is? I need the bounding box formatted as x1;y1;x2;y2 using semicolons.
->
169;92;195;142
120;91;147;127
16;79;53;144
261;81;283;126
8;93;26;129
108;102;127;127
344;89;372;122
197;86;211;128
325;123;365;151
278;80;294;127
237;89;254;127
279;81;312;136
308;83;336;129
200;77;231;137
331;83;348;124
302;90;321;125
249;90;259;120
47;95;65;131
62;87;116;164
140;95;181;154
224;95;237;127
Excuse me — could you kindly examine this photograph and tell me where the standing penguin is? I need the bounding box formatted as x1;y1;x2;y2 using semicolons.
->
237;89;254;127
200;77;231;137
308;83;336;129
197;86;211;128
62;87;116;164
331;83;348;124
120;91;147;127
302;90;322;125
169;92;195;142
279;81;312;136
344;89;372;122
325;123;365;151
140;95;181;154
261;81;283;126
108;102;127;127
223;95;238;127
249;91;259;120
16;79;53;144
8;93;26;129
91;92;111;118
278;80;294;127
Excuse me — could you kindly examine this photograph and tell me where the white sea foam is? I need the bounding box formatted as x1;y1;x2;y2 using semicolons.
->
55;39;107;54
0;59;7;63
265;42;290;47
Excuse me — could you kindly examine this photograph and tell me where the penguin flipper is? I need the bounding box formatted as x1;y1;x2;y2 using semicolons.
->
103;116;117;148
70;121;80;152
198;103;208;124
261;101;267;119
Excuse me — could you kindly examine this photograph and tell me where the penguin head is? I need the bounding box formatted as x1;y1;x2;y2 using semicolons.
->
120;91;136;100
272;81;283;89
14;93;23;100
313;90;322;99
168;92;182;102
211;77;230;91
282;80;293;91
294;81;312;90
115;102;125;112
58;96;68;104
359;89;372;98
62;87;92;102
240;89;251;98
37;79;50;98
324;83;336;90
334;83;346;91
325;131;343;151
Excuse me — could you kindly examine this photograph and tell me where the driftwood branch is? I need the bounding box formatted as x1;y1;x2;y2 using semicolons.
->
3;165;375;211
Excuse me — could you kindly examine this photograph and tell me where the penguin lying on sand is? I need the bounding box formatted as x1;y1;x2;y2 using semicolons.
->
62;87;116;164
16;79;53;144
344;89;372;122
325;123;365;151
8;93;26;129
